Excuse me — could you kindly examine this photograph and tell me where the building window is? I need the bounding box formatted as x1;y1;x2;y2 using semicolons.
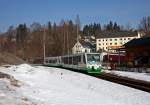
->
106;39;107;41
110;39;112;41
99;39;101;42
99;43;101;45
110;43;112;45
106;43;107;45
106;47;107;49
120;42;122;44
124;38;126;40
115;43;117;45
120;38;122;40
115;39;117;41
103;43;104;45
128;38;130;40
103;39;104;41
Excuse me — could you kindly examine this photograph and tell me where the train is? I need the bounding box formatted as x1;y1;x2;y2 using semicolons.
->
44;53;103;74
101;52;126;70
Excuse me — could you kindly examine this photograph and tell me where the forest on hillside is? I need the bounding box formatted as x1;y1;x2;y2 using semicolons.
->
0;16;149;63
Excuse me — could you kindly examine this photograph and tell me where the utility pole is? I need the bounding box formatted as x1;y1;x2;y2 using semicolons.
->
14;30;17;56
107;38;109;70
66;22;69;64
63;23;65;56
43;25;46;63
76;15;80;54
77;23;79;43
67;23;69;55
76;24;79;54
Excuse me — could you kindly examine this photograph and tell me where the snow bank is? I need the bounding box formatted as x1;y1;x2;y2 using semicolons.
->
7;64;34;73
0;64;150;105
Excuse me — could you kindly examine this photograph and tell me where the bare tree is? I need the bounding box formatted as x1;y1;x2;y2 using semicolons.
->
125;22;131;31
75;14;81;42
139;16;150;34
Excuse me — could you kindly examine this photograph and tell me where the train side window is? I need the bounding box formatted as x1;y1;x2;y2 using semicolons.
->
64;57;68;64
62;57;64;63
78;56;81;62
73;56;81;65
62;57;67;64
46;60;49;63
83;55;86;64
73;56;78;65
69;57;72;64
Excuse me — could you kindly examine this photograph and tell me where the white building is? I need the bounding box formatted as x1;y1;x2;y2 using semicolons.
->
72;41;95;54
96;31;144;52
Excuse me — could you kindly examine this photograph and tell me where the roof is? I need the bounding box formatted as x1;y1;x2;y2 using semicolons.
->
97;31;138;38
124;37;150;48
81;41;95;49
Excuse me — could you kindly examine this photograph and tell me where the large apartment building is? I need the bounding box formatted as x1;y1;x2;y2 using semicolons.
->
96;31;144;52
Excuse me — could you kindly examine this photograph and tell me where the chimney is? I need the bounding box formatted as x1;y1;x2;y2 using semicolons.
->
137;31;145;38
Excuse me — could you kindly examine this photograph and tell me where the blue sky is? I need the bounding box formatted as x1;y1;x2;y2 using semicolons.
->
0;0;150;32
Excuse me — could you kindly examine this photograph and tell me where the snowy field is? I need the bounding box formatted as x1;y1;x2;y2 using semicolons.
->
104;70;150;82
0;64;150;105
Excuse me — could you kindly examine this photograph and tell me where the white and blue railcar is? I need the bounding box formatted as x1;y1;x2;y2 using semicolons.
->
44;53;102;74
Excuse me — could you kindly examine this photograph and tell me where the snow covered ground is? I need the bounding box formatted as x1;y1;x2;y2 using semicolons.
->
0;64;150;105
104;70;150;82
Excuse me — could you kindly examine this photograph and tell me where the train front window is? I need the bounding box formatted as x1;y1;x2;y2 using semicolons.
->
87;54;100;63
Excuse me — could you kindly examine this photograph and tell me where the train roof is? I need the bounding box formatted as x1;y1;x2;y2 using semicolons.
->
61;52;100;57
45;53;101;58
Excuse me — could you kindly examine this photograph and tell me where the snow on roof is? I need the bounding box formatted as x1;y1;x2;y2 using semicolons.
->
80;41;95;49
0;64;150;105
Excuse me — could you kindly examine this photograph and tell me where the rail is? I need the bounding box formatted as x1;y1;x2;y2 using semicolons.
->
95;72;150;93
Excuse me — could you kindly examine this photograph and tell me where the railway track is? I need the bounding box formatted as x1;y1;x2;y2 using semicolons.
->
65;68;150;93
93;72;150;93
43;65;150;93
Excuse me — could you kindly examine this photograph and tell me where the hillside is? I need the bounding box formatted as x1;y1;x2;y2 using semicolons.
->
0;52;25;65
